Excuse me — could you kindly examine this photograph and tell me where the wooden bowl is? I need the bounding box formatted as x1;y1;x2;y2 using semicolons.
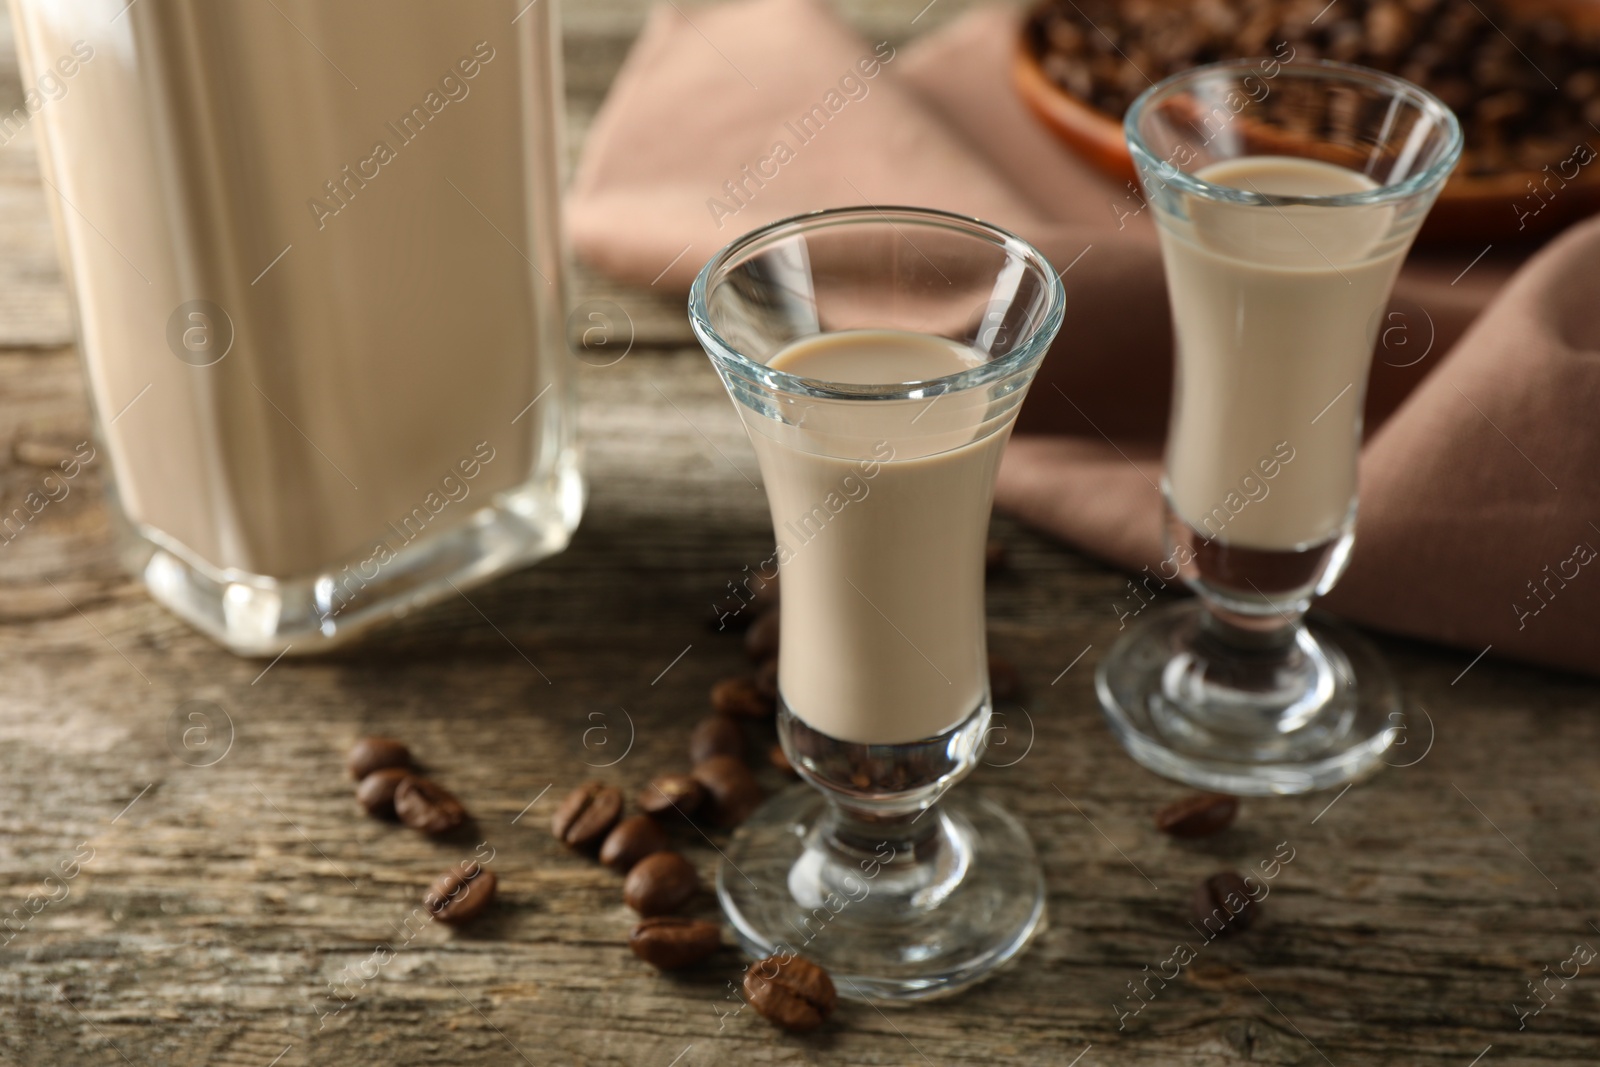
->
1014;2;1600;244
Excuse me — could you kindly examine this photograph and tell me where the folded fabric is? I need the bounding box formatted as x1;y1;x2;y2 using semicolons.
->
569;0;1044;289
568;0;1600;678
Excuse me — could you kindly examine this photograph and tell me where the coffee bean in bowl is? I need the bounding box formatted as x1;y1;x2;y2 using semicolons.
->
744;954;837;1032
347;735;410;780
551;781;624;850
629;916;722;970
623;851;700;916
393;777;466;835
356;766;412;819
425;861;497;925
1020;0;1600;239
600;814;668;873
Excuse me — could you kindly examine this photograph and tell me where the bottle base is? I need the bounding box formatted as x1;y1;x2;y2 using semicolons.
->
1096;599;1402;796
119;462;584;657
716;784;1046;1004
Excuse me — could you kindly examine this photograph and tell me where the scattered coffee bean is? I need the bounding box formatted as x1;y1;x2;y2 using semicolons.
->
769;743;798;778
989;654;1021;702
710;591;753;631
749;571;780;614
754;657;778;702
425;861;497;925
693;755;764;828
393;777;466;834
638;773;705;818
745;610;780;662
744;954;837;1032
985;538;1009;572
629;916;722;970
347;735;410;780
623;851;700;916
711;675;773;718
690;715;745;764
551;781;624;850
356;767;412;819
1193;871;1260;935
1156;792;1239;838
600;814;668;873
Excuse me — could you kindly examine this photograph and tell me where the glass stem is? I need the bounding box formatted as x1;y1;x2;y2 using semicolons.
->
1197;594;1306;651
811;791;968;907
824;795;943;861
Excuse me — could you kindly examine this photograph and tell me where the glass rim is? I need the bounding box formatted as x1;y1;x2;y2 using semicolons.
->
687;205;1066;402
1123;58;1465;210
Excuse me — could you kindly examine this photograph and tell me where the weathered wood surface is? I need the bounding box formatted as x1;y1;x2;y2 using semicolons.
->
0;1;1597;1064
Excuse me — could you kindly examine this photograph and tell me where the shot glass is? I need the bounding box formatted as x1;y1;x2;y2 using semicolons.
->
1097;59;1463;795
690;206;1065;1001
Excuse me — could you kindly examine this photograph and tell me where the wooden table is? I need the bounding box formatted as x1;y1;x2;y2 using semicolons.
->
2;2;1597;1064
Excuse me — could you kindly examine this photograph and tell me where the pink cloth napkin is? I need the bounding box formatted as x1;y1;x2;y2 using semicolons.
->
569;0;1600;678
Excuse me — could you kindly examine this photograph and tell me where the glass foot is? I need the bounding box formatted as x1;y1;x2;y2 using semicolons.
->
716;784;1046;1004
1096;600;1401;795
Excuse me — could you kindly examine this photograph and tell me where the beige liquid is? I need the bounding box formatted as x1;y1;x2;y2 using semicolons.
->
743;330;1007;746
1159;156;1407;550
11;0;567;578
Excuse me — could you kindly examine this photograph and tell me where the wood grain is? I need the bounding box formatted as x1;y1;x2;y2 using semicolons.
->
0;1;1596;1064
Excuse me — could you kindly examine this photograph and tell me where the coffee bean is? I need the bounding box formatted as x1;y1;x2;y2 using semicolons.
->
985;538;1009;572
551;781;624;850
1155;793;1239;838
1026;0;1595;185
754;657;778;702
1365;1;1413;57
710;591;752;631
745;610;780;662
744;954;837;1032
749;571;780;614
1585;98;1600;131
710;676;773;718
769;743;798;778
989;654;1021;702
1044;11;1086;55
425;861;497;925
356;767;412;819
347;735;410;780
1431;76;1474;115
1565;69;1600;104
623;851;700;916
638;773;706;819
693;755;764;828
393;777;466;834
1193;871;1260;935
690;715;744;764
629;916;722;970
600;814;668;873
1327;18;1364;61
846;756;919;792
